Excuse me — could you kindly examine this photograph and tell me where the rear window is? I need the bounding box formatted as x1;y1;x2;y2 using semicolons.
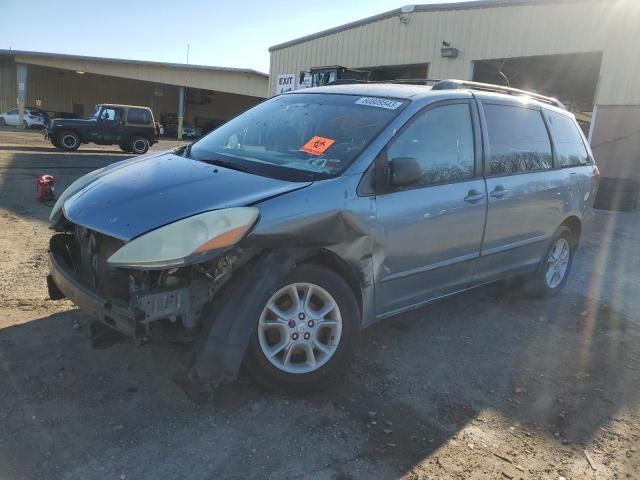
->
127;108;151;125
484;104;553;175
545;110;591;167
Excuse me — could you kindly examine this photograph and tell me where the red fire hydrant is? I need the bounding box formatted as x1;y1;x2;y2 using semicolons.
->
36;175;56;202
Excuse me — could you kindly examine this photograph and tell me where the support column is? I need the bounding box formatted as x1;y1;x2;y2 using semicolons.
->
177;86;185;140
16;63;27;129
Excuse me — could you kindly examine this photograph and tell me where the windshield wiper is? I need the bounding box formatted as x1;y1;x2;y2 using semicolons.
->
200;158;254;174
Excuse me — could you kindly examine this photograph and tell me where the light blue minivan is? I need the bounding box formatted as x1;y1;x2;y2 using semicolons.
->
48;80;599;393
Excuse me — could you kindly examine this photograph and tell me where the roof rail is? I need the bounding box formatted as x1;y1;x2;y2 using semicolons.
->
432;79;566;110
326;78;443;86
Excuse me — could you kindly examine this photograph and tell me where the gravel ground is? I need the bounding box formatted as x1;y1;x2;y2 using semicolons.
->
0;128;638;480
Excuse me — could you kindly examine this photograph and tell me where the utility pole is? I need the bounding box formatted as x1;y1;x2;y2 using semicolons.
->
186;44;190;65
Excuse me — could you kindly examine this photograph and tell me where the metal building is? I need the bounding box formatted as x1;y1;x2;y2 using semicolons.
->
0;50;268;138
269;0;640;181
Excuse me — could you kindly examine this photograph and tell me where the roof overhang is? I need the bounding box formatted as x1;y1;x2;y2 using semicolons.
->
2;50;268;98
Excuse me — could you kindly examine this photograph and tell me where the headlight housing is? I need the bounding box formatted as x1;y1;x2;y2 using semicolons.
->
107;207;259;269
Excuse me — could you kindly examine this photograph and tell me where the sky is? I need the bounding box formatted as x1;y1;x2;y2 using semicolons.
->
0;0;473;73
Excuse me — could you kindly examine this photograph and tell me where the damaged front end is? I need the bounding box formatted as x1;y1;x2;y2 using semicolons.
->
48;217;258;339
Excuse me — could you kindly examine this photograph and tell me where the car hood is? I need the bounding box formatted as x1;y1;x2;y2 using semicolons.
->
63;152;312;241
51;118;93;127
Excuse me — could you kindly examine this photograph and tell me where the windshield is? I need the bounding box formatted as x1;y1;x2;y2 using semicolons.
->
89;105;102;119
189;93;408;180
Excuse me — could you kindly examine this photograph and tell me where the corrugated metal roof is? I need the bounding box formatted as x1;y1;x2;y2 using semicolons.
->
0;49;268;77
269;0;596;52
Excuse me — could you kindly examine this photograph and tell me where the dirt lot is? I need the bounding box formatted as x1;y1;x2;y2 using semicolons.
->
0;128;638;480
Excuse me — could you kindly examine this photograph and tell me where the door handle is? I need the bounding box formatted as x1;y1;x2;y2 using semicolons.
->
489;186;509;199
464;189;485;204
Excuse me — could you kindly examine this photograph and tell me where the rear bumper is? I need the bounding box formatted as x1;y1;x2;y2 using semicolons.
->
48;251;140;337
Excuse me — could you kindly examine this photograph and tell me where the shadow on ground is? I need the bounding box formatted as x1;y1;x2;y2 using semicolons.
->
1;281;638;478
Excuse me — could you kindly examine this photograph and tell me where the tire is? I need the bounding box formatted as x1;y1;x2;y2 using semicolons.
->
244;263;360;394
47;275;65;300
119;143;131;153
0;118;5;126
129;136;150;155
23;120;29;129
526;226;576;297
58;131;80;151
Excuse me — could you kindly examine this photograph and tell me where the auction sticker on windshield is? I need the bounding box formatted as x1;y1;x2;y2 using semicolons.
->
299;136;335;156
355;97;403;110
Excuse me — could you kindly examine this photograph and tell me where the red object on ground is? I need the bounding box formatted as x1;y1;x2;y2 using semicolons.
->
36;175;56;202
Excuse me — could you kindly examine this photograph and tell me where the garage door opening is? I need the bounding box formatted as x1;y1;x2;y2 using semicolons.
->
472;52;603;135
365;63;429;84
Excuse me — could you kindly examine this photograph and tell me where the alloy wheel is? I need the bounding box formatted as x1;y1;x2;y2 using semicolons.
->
545;237;570;288
258;282;342;374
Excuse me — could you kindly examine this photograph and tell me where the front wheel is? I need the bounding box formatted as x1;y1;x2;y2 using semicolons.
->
129;136;149;155
58;131;80;151
244;263;360;394
526;226;575;297
0;118;5;126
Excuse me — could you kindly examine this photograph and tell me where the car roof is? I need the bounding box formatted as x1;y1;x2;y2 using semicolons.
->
97;104;152;110
285;83;567;114
284;83;446;100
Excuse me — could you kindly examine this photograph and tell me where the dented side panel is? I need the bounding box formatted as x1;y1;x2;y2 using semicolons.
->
245;174;380;327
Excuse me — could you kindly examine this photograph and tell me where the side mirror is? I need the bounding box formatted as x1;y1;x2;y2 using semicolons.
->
389;157;422;187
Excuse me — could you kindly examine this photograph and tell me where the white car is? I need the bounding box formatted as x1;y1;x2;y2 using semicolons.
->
182;125;197;138
0;108;47;128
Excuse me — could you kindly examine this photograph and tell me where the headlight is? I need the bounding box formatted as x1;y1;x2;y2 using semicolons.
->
49;167;105;222
106;207;259;269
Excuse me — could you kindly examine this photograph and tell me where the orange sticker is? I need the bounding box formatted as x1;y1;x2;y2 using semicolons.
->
299;136;335;156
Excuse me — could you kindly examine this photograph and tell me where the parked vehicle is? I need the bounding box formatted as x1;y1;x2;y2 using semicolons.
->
0;107;47;128
43;104;159;154
46;80;599;394
182;124;197;138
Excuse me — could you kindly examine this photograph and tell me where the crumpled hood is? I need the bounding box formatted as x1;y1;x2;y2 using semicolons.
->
63;152;311;241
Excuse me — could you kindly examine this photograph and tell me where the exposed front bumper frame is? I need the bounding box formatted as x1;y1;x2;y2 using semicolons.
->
48;252;141;337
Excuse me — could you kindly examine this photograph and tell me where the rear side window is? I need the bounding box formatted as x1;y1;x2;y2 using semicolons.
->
546;110;591;167
127;108;151;125
387;103;475;186
484;105;552;175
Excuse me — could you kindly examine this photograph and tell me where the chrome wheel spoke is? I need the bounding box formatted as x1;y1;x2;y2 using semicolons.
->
312;336;331;355
310;301;336;320
267;302;289;320
282;344;295;366
289;285;302;314
317;319;339;328
302;284;315;311
266;339;290;358
301;342;317;367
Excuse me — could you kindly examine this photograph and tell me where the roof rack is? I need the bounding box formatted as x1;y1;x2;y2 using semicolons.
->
326;78;442;86
432;79;566;109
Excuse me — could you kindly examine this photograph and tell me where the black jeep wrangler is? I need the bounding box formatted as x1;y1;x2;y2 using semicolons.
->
44;104;159;154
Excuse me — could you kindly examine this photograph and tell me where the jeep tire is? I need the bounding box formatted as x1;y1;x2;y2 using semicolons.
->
58;131;81;151
129;136;150;155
